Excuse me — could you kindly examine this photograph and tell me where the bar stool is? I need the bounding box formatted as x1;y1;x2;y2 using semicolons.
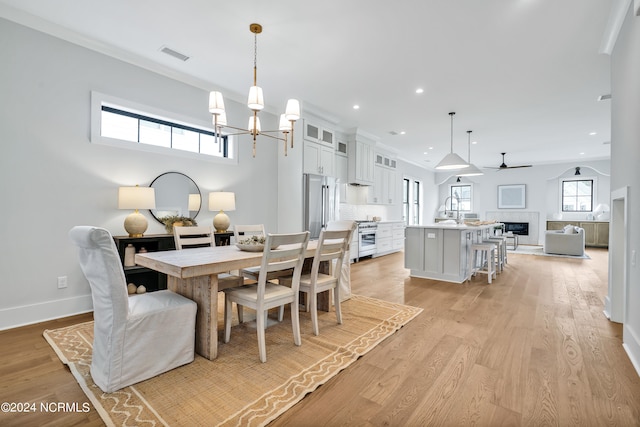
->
467;243;497;284
485;236;506;272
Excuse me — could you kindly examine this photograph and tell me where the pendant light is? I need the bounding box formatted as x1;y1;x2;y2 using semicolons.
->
208;23;300;157
457;130;484;176
435;112;469;170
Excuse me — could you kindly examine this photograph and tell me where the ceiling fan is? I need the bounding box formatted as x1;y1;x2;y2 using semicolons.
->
485;152;532;171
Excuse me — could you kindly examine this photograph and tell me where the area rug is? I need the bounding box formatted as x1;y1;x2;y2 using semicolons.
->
44;294;422;427
508;244;590;259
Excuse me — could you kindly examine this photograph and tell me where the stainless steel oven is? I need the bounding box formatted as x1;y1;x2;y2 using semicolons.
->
356;221;377;260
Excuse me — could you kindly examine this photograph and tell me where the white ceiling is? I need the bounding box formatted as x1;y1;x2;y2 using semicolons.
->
0;0;615;170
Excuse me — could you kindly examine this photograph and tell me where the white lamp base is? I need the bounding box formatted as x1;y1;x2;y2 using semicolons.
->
124;211;148;237
213;210;230;233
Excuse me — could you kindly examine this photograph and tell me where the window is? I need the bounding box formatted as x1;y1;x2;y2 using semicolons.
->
403;178;422;225
448;184;472;212
91;91;236;162
562;179;593;212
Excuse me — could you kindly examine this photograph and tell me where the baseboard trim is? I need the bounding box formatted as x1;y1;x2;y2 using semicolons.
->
623;323;640;378
0;294;93;331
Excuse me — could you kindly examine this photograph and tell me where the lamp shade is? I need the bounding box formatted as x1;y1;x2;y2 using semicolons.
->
247;86;264;111
188;193;201;211
279;114;292;131
118;186;156;210
209;192;236;212
457;163;484;176
248;116;261;135
435;152;469;170
285;99;301;121
208;91;225;115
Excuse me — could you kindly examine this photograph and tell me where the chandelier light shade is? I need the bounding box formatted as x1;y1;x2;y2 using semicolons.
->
207;23;300;157
435;112;470;170
458;130;484;177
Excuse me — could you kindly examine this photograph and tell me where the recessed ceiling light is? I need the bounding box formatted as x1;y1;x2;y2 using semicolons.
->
580;152;585;155
415;88;424;94
400;131;406;135
353;105;360;110
423;151;429;155
429;146;434;150
589;132;597;136
472;141;478;145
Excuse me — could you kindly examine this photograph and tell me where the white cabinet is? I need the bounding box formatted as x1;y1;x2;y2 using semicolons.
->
304;140;335;176
375;221;405;257
304;121;334;148
348;139;375;185
336;152;348;201
392;222;405;251
368;166;397;205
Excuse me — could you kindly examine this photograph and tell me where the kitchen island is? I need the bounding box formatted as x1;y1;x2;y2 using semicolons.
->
405;222;500;283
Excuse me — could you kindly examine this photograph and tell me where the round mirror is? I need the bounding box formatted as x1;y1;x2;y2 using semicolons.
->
149;172;201;224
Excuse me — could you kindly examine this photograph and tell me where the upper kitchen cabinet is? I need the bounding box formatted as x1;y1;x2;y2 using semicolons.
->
304;140;335;176
367;150;399;205
304;121;334;148
347;129;377;186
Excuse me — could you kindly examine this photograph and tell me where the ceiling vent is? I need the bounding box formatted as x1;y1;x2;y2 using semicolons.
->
598;94;611;101
388;131;398;135
160;46;190;62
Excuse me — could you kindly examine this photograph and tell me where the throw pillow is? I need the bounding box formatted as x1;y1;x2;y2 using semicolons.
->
563;225;577;234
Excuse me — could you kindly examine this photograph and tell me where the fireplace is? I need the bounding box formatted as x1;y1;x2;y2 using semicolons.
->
503;222;529;236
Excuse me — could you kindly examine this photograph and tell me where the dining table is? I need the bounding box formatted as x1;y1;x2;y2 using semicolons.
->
135;240;326;360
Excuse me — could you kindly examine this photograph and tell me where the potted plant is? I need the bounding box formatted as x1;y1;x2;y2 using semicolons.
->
159;215;197;234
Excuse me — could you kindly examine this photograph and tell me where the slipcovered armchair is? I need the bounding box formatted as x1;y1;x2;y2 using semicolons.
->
544;225;585;256
68;226;197;393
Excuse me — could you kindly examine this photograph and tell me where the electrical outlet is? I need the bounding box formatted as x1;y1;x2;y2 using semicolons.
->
57;276;68;289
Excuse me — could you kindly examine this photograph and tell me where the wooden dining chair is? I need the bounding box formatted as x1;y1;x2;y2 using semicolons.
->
288;229;352;336
173;226;244;321
234;224;290;321
223;231;310;362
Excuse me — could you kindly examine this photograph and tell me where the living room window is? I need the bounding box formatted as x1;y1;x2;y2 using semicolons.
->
562;179;593;212
448;184;472;212
403;178;422;225
91;91;236;163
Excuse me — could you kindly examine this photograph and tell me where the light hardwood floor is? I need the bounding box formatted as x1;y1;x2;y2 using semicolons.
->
1;248;639;426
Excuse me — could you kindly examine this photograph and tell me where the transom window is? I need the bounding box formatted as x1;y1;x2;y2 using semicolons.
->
448;184;472;212
90;91;236;163
562;179;593;212
101;106;230;158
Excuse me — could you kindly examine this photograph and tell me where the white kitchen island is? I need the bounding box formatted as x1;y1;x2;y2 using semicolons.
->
405;223;499;283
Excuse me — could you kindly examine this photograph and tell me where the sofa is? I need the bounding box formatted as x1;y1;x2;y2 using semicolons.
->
544;225;585;256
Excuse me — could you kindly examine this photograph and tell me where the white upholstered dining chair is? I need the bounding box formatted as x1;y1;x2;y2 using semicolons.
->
173;225;244;321
223;231;310;362
68;226;197;393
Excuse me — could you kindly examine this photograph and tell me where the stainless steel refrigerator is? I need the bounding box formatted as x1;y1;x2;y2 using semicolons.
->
303;174;339;239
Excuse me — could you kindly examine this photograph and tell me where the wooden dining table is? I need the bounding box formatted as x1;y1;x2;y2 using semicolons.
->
135;240;324;360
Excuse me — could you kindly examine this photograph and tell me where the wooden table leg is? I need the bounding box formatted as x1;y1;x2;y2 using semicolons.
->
168;274;219;360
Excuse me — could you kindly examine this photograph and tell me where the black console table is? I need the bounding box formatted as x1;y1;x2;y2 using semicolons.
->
113;234;175;292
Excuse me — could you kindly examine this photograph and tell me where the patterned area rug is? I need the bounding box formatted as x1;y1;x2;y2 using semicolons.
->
508;245;590;259
44;295;422;427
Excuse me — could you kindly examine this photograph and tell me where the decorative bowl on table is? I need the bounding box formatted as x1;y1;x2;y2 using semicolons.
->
235;236;278;252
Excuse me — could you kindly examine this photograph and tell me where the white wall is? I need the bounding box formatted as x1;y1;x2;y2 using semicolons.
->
611;3;640;374
435;160;610;244
0;19;282;329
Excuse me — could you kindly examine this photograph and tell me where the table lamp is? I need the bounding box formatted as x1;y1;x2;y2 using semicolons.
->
118;185;156;237
209;191;235;232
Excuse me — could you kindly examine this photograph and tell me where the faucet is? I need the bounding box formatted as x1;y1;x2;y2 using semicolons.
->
443;195;461;223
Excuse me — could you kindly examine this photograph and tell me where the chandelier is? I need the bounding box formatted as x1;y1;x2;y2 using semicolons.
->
208;23;301;157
